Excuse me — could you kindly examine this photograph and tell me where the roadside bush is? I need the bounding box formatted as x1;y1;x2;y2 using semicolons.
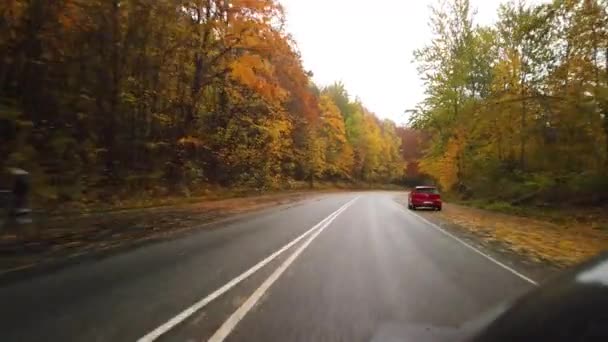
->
566;172;608;204
481;201;519;214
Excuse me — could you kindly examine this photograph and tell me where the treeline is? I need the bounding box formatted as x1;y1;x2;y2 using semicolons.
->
412;0;608;205
0;0;404;204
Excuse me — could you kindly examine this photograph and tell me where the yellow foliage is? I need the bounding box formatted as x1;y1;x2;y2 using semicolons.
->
420;134;464;191
230;53;287;104
319;95;348;144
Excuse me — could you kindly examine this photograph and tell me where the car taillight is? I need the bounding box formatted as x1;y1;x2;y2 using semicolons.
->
430;194;440;200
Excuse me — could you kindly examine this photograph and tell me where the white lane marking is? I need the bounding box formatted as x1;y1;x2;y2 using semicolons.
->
208;196;358;342
398;203;538;286
137;196;359;342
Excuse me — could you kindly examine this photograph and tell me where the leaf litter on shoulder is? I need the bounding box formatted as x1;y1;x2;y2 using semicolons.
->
0;192;316;276
432;203;608;267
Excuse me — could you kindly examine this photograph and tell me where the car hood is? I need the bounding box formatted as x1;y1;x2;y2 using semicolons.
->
370;322;469;341
368;304;508;342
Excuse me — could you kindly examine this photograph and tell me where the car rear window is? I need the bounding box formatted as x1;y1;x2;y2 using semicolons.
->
415;187;439;194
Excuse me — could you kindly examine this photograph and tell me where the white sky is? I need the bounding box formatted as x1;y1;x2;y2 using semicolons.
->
281;0;510;125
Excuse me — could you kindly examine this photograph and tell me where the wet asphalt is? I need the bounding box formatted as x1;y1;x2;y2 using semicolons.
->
0;192;535;342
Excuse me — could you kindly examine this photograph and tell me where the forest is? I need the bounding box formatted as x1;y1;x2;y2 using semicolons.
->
4;0;606;210
411;0;608;206
0;0;405;206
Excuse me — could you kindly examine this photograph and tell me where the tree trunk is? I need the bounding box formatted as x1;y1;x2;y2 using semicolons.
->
21;0;45;123
102;0;122;183
520;102;526;170
603;46;608;167
309;172;314;189
589;4;600;90
520;81;527;171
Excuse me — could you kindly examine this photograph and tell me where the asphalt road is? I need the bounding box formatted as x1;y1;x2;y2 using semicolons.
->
0;192;536;341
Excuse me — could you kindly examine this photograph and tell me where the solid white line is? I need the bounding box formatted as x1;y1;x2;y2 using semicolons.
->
137;196;359;342
208;196;358;342
399;204;538;286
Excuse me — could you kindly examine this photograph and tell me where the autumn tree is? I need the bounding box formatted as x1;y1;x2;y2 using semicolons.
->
0;0;406;206
412;0;608;204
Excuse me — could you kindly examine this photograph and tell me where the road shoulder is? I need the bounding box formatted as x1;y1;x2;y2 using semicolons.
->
0;192;327;283
393;194;562;283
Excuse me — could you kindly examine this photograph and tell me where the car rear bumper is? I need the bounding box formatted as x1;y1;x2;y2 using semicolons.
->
411;200;442;208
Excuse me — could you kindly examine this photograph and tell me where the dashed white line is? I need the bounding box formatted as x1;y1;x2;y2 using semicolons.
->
208;196;358;342
399;203;538;286
137;196;359;342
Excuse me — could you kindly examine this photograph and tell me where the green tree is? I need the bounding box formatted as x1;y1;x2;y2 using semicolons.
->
412;0;608;204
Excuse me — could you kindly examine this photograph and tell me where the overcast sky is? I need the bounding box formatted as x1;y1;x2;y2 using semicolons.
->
280;0;513;125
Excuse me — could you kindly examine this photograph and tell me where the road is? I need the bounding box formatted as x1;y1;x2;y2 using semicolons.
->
0;192;535;341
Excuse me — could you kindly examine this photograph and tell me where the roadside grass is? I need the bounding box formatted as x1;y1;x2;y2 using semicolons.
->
458;198;608;229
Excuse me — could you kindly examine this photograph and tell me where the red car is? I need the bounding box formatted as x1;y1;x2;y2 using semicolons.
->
408;186;442;211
